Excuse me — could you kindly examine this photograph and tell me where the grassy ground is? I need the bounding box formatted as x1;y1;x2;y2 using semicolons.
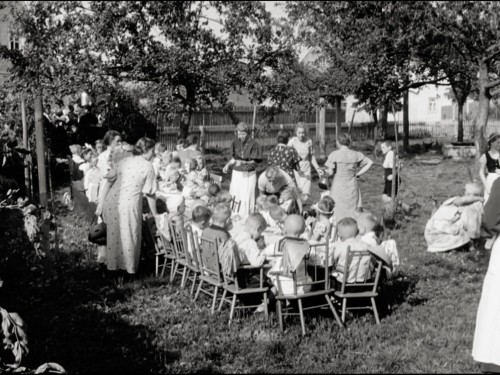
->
0;141;489;373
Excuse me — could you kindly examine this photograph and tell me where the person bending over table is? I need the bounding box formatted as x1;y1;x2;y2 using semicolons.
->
223;122;262;217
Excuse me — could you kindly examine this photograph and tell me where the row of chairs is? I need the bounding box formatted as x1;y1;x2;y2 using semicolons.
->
146;212;384;335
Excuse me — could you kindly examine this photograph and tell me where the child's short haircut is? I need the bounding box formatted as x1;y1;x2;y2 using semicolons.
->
269;204;286;221
69;144;82;155
317;197;335;217
208;183;221;196
177;138;186;147
192;206;212;224
357;214;378;234
465;182;482;197
246;213;267;232
267;195;279;205
321;195;335;207
212;203;231;223
381;140;393;148
283;214;306;236
337;217;359;239
373;223;385;241
166;194;185;213
81;148;93;160
171;156;182;165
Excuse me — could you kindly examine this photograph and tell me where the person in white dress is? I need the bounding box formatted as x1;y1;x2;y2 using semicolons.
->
472;177;500;373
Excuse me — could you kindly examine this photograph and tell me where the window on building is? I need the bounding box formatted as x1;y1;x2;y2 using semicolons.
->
428;98;436;112
9;33;20;51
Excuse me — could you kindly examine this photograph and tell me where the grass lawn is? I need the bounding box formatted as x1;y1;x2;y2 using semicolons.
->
0;141;489;373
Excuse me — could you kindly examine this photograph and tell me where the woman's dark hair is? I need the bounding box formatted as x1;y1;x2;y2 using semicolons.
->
337;133;352;147
488;133;500;149
186;134;198;146
133;137;155;156
277;129;290;144
103;130;121;147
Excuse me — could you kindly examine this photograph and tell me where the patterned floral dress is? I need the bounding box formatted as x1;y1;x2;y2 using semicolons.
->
102;156;157;274
268;144;301;180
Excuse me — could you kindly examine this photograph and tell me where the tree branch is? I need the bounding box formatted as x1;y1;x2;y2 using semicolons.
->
486;79;500;90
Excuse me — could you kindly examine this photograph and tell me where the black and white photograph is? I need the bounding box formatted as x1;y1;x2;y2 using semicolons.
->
0;1;500;373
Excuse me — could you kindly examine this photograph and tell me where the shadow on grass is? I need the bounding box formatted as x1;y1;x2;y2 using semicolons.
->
0;205;174;374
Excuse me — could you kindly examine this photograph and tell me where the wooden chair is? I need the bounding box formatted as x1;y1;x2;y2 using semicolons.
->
209;173;223;186
272;239;343;336
333;247;383;324
219;250;270;325
194;236;226;314
145;216;176;278
184;225;202;297
230;195;241;214
169;218;199;292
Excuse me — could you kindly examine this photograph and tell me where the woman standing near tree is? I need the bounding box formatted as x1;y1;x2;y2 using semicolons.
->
479;133;500;203
288;123;324;203
98;137;158;275
223;122;262;217
324;133;373;221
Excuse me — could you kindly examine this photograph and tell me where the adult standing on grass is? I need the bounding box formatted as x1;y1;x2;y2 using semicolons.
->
268;129;301;180
223;122;262;217
324;133;373;221
478;133;500;203
97;137;158;275
288;123;324;203
472;177;500;373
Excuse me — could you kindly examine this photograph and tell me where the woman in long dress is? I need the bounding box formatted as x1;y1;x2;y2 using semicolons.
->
223;122;262;217
479;133;500;203
268;129;301;180
98;137;158;274
288;123;324;203
324;133;373;222
472;177;500;373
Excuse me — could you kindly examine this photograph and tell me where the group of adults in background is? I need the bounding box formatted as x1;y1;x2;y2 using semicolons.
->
224;122;374;220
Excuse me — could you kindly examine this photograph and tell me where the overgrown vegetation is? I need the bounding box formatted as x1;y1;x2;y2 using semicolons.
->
0;144;487;373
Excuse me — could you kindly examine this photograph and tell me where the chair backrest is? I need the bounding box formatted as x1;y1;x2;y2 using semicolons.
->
230;195;241;213
209;173;223;186
308;241;331;290
273;238;311;297
144;216;165;255
340;246;383;295
168;217;188;261
199;236;222;283
184;224;201;270
219;239;241;288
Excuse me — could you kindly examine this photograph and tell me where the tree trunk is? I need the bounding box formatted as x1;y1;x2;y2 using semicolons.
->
457;99;465;143
178;111;192;140
475;61;490;161
378;101;388;141
34;95;48;207
318;97;326;157
335;95;342;141
403;90;409;153
372;110;379;144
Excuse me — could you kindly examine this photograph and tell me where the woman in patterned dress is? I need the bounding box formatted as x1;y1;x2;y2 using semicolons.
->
288;123;325;203
99;137;158;274
268;129;301;180
324;133;373;222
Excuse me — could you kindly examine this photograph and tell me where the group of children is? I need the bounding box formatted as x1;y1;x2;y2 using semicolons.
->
168;183;400;313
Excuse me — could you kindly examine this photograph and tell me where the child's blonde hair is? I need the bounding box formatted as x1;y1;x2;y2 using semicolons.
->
337;217;359;240
269;204;286;222
465;182;482;197
212;203;231;224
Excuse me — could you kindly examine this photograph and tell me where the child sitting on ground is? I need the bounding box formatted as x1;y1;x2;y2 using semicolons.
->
268;214;313;300
332;217;374;284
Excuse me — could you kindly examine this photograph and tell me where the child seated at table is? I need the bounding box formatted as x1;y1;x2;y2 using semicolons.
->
309;197;335;242
269;204;287;234
233;213;268;268
155;194;186;242
206;183;232;207
268;214;313;298
201;202;232;246
332;217;374;284
152;142;166;178
186;205;212;257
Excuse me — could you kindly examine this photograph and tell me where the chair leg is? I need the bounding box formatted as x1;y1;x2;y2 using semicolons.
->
160;257;168;278
170;260;177;282
263;292;269;320
277;300;284;332
180;267;188;289
325;295;343;327
190;273;197;296
371;297;380;324
342;299;347;322
211;286;219;314
155;257;159;277
194;279;203;301
228;294;237;326
218;289;227;312
298;299;306;337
